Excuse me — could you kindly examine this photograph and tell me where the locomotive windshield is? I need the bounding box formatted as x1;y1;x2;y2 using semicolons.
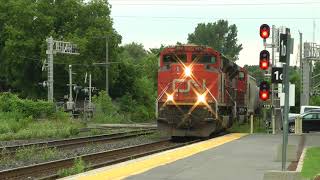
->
163;54;187;63
239;71;245;81
192;54;216;64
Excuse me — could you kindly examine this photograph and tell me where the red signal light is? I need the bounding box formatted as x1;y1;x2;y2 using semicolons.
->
260;60;269;70
259;91;269;101
260;24;270;39
259;50;270;70
259;81;270;101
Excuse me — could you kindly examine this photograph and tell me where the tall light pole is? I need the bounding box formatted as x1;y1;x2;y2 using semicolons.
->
105;37;109;96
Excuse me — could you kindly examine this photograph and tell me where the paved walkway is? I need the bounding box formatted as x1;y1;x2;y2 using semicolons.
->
126;134;301;180
305;132;320;147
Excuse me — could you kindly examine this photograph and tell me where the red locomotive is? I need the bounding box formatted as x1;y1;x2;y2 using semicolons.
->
156;45;259;137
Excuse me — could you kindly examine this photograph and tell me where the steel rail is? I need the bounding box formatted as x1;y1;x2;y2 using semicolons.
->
0;129;156;156
0;139;200;180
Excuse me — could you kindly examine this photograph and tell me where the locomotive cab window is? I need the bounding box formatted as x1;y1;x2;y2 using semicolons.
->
163;54;187;64
239;72;245;81
192;54;216;64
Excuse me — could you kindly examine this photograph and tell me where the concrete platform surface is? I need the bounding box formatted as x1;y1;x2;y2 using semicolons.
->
125;134;301;180
304;132;320;147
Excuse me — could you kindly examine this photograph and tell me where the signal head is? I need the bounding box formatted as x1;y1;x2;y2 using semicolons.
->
259;81;270;101
260;24;270;39
259;50;270;70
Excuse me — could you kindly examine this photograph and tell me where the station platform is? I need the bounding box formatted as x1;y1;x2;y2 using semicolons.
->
63;133;308;180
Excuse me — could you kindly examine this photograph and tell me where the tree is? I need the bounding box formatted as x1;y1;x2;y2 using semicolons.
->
188;20;242;61
0;0;121;99
243;65;264;84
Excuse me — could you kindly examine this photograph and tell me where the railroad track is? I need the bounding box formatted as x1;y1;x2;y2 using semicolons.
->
0;129;156;156
0;139;200;180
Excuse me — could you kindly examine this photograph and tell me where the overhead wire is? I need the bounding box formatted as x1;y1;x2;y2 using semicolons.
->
109;1;320;6
112;16;320;20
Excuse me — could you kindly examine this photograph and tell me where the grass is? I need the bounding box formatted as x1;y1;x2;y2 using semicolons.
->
301;147;320;179
228;118;266;133
0;146;61;167
14;146;60;161
57;158;87;177
0;111;84;141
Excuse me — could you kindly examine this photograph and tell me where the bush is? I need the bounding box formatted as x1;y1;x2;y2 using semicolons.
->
58;158;86;177
92;91;125;123
0;93;55;118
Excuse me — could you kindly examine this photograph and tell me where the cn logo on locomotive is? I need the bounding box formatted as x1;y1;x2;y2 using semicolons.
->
172;79;206;93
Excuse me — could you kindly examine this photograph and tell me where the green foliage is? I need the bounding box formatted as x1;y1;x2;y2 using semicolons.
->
0;0;121;98
228;118;265;133
92;90;126;123
301;147;320;179
243;65;264;84
0;115;82;140
188;19;242;60
0;92;55;118
107;43;158;122
311;96;320;106
58;157;86;178
15;146;59;161
0;93;82;140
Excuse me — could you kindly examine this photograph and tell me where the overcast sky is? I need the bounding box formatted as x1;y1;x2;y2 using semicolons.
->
108;0;320;66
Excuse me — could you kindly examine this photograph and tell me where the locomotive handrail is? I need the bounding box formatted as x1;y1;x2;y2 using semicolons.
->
206;88;218;119
156;82;172;102
155;82;173;118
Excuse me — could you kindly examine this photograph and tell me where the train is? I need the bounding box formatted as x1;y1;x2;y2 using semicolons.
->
156;45;259;137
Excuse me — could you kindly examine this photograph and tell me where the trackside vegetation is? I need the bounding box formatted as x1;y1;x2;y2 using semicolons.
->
301;147;320;179
0;93;83;140
228;117;266;133
57;158;87;177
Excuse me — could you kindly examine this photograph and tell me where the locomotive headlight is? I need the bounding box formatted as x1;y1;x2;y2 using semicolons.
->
197;94;206;103
167;94;174;102
184;67;192;77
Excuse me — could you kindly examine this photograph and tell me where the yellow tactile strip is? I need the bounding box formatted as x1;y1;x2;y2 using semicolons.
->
64;133;247;180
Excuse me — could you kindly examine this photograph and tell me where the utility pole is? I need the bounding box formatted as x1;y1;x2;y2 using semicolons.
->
300;32;303;107
105;37;109;96
46;37;54;102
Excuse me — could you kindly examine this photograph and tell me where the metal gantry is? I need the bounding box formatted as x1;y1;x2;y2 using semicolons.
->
301;42;320;105
45;36;79;102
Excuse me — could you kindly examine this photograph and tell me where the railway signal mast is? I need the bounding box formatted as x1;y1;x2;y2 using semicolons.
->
45;36;79;102
259;24;271;101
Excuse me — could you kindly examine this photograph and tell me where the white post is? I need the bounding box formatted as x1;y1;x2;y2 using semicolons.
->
89;73;92;109
68;65;73;102
272;115;275;134
46;36;54;102
250;115;254;134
